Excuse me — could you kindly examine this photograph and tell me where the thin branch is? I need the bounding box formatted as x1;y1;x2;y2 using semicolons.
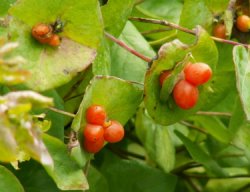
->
84;158;91;176
130;17;195;35
185;173;250;179
141;28;173;35
104;32;152;62
185;177;202;192
64;92;84;102
130;17;250;48
180;121;207;134
196;111;232;117
172;162;202;174
135;0;145;5
118;148;146;160
48;107;76;118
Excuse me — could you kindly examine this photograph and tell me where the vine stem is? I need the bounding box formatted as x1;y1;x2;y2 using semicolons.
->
180;121;207;134
104;32;152;62
196;111;232;117
129;17;250;48
48;107;76;118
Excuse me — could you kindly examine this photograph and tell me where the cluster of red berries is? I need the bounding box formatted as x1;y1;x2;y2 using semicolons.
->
31;21;63;47
83;105;125;153
160;62;212;110
212;14;250;39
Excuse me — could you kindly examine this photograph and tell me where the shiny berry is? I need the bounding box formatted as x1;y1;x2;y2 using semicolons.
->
212;23;226;39
83;137;104;153
83;124;104;142
86;105;107;125
159;70;171;86
236;15;250;32
184;62;212;86
31;23;52;43
48;34;61;47
104;120;124;143
173;80;199;110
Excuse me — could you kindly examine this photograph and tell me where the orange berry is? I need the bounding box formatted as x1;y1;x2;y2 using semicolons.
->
213;23;226;39
236;15;250;32
173;80;199;110
48;34;61;47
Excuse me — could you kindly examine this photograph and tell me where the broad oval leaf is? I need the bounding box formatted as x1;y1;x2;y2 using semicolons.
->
101;0;135;36
135;108;175;172
10;0;103;48
233;45;250;121
0;165;24;192
6;0;103;91
177;0;213;44
72;75;143;131
144;27;218;125
43;134;89;191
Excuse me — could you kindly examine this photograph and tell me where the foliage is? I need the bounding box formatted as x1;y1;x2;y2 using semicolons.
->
0;0;250;191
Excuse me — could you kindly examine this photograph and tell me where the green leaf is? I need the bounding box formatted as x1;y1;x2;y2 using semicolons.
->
233;45;250;121
135;108;175;172
101;0;135;36
178;0;213;44
4;19;96;91
131;0;183;41
99;150;177;192
43;90;65;140
228;96;246;136
205;178;250;192
204;0;230;14
144;27;218;125
233;121;250;162
86;166;109;192
110;21;155;83
0;165;24;192
92;38;111;76
176;131;227;177
11;160;60;192
6;0;104;91
43;134;89;191
72;75;143;132
193;116;231;143
10;0;103;48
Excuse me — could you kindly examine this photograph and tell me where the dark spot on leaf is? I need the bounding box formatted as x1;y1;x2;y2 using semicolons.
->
63;69;69;75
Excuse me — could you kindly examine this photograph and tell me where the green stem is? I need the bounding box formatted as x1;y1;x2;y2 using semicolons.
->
48;107;76;118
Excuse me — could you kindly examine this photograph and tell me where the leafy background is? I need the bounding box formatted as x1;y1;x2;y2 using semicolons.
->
0;0;250;191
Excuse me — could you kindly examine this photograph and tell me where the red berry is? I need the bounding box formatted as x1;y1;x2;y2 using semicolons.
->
173;80;199;110
104;120;124;143
83;124;104;142
159;70;171;86
212;23;226;39
86;105;107;125
31;23;52;44
83;137;104;153
184;63;212;86
48;34;61;47
236;15;250;32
